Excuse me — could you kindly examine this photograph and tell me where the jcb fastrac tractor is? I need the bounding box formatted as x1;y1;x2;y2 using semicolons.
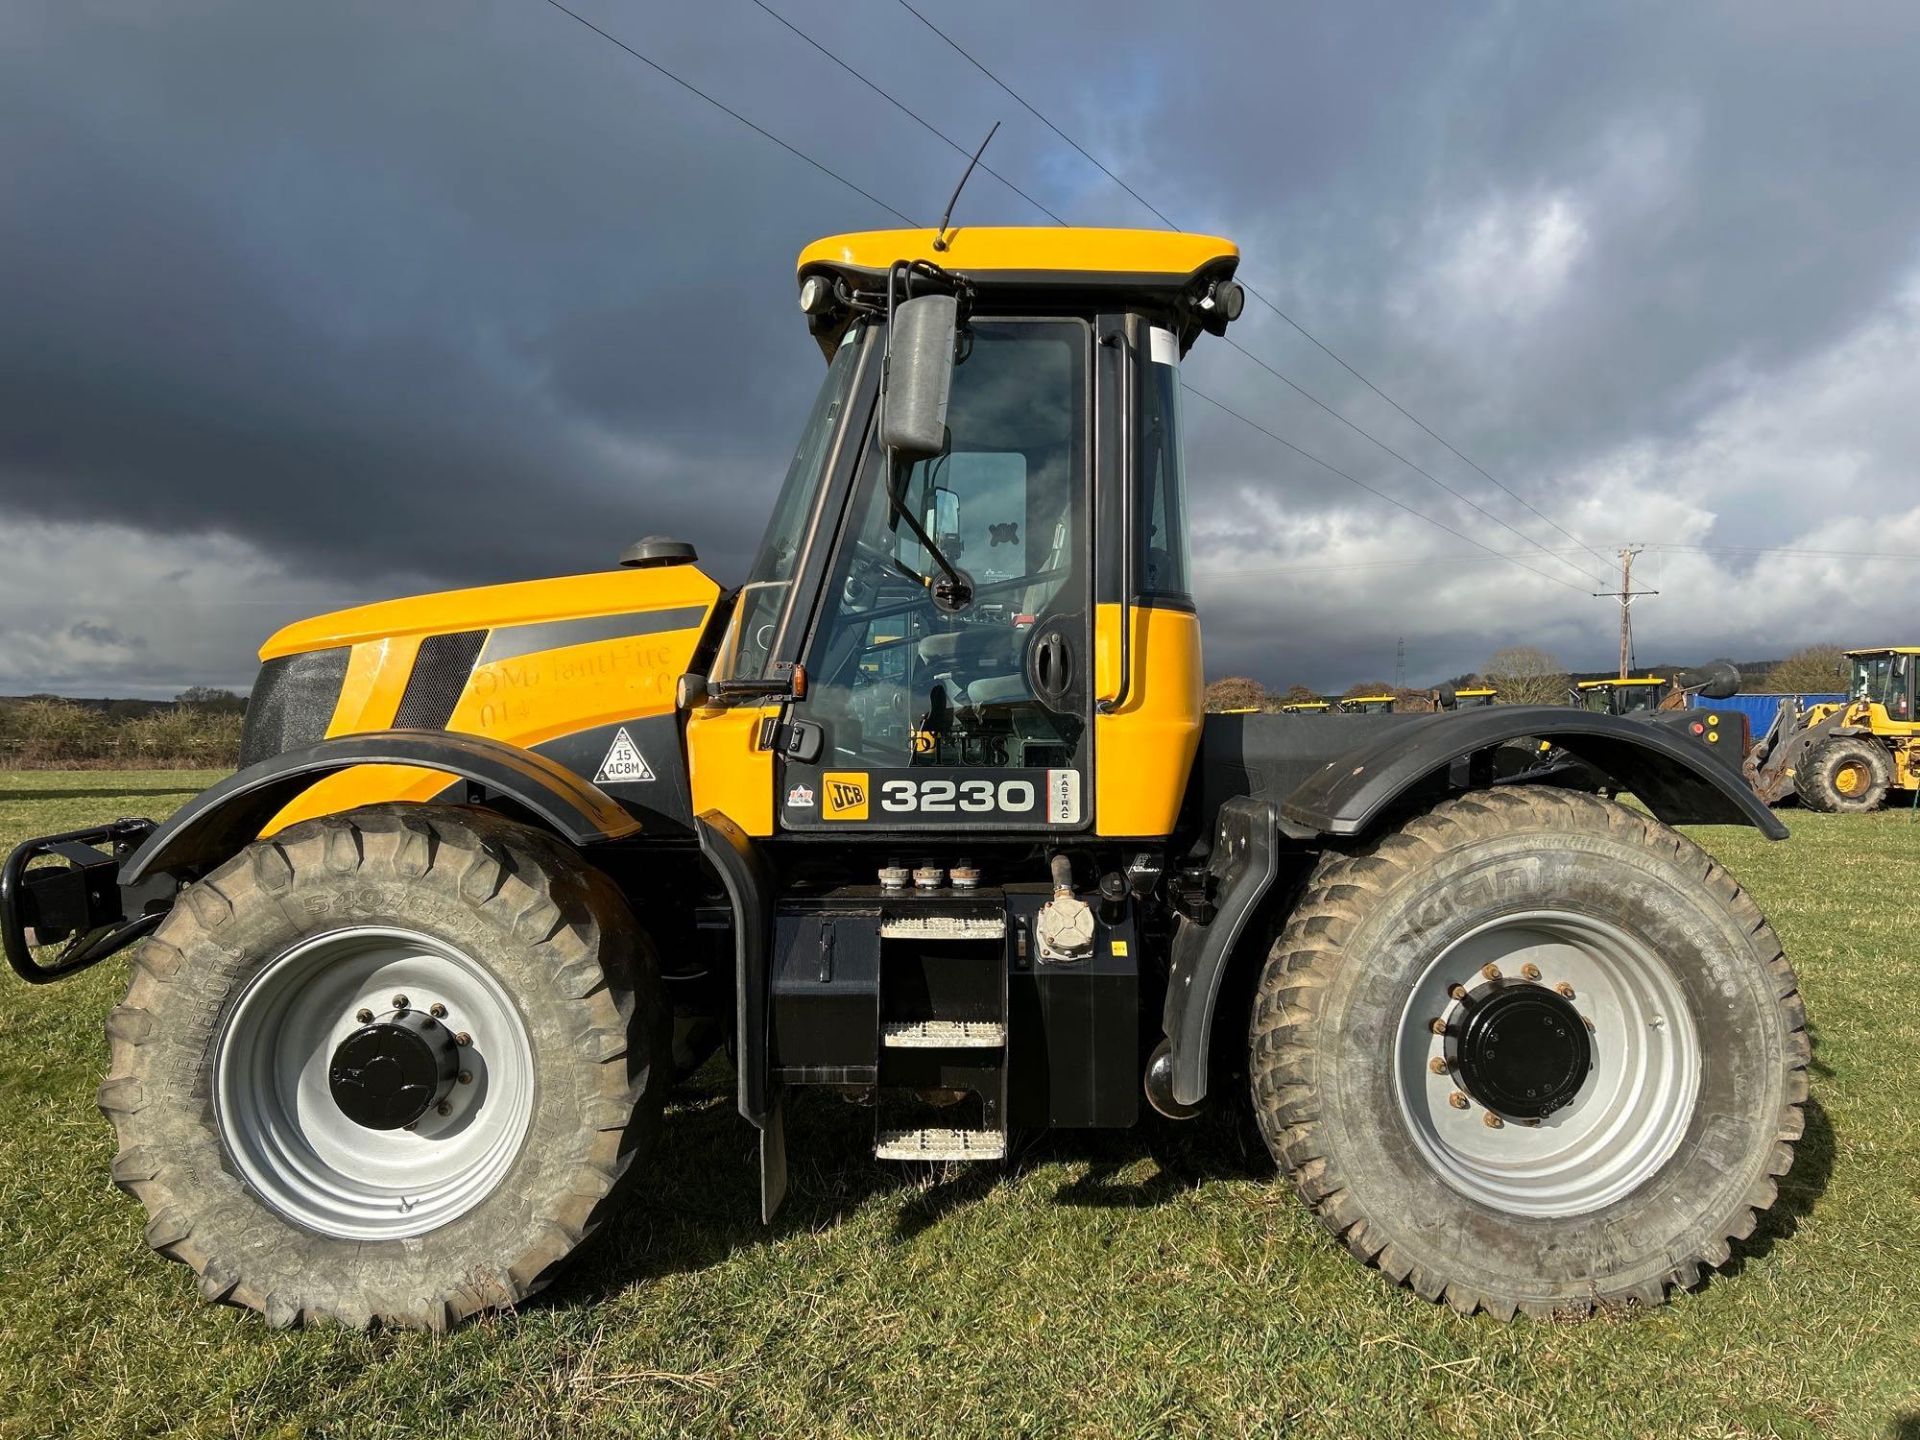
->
2;229;1808;1329
1747;646;1918;811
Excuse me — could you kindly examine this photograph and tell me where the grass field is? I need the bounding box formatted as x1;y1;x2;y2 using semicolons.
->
1;770;1917;1439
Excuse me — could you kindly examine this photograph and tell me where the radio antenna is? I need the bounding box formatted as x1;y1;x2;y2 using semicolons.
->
931;121;999;251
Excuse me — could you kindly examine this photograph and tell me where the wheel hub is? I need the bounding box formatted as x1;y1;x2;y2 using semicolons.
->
327;1008;459;1131
1450;981;1591;1119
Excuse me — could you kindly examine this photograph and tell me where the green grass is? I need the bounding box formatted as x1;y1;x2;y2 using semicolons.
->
1;771;1917;1439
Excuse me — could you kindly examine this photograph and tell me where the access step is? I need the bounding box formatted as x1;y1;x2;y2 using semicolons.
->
874;1126;1007;1161
881;1018;1006;1049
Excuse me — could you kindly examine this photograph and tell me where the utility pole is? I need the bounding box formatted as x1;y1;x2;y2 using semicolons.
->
1593;545;1658;679
1394;636;1406;690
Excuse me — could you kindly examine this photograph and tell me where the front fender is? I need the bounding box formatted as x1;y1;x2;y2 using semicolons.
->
1281;706;1788;840
121;730;641;886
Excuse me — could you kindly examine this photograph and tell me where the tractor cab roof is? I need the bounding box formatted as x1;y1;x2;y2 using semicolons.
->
1576;676;1667;689
1455;687;1498;697
1844;646;1920;657
796;226;1240;356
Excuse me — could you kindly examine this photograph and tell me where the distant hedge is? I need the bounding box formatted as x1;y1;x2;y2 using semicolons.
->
0;698;243;769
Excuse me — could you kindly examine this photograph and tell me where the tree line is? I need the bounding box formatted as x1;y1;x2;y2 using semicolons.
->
1204;644;1853;713
0;692;245;768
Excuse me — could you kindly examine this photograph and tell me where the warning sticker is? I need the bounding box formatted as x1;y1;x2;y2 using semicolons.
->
594;727;656;783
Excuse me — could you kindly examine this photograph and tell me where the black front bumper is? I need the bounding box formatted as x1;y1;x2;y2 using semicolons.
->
1;819;169;983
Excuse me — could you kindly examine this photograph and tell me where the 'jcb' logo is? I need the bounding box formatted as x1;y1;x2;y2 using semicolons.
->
822;772;869;820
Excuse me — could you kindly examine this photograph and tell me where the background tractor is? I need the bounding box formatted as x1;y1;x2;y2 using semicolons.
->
1747;646;1919;811
1336;693;1397;715
2;227;1806;1330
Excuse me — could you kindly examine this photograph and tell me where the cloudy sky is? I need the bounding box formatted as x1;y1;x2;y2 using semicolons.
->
4;0;1919;697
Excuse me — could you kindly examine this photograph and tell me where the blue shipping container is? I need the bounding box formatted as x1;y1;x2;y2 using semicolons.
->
1687;692;1845;738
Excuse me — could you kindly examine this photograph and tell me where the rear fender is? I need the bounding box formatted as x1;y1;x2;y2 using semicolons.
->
1281;706;1788;840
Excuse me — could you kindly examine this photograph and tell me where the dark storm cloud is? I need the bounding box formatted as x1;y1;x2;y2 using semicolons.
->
3;0;1920;694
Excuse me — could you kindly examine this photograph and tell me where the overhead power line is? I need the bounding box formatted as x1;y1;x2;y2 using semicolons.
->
540;0;916;225
746;0;1065;225
889;0;1610;581
541;0;1598;598
1222;336;1611;588
1184;384;1591;594
892;0;1179;229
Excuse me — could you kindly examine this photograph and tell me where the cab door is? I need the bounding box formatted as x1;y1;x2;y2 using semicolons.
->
776;319;1093;833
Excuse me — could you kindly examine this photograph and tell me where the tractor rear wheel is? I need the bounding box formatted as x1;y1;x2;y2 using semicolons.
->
1248;788;1808;1318
99;804;667;1330
1795;736;1890;812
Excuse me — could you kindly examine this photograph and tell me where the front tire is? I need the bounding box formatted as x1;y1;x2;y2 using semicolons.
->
1795;736;1890;812
1249;788;1808;1318
99;805;667;1330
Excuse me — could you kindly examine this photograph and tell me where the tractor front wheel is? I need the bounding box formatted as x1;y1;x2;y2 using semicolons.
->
1249;788;1808;1318
99;805;667;1330
1795;736;1890;812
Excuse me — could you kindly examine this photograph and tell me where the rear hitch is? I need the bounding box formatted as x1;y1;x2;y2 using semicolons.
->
2;819;170;984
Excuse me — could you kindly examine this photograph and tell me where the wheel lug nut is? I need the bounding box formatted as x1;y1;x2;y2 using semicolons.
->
455;1032;472;1047
1480;964;1501;981
1482;1112;1505;1129
1555;982;1575;999
1429;1057;1451;1075
436;1100;452;1116
1520;963;1542;982
1429;1018;1449;1036
458;1071;472;1085
1447;983;1468;1001
430;1003;448;1019
1448;1091;1470;1110
355;1008;374;1025
392;994;410;1011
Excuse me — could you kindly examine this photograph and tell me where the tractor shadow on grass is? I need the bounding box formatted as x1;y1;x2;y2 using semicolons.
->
531;1066;1271;1316
534;1061;1838;1317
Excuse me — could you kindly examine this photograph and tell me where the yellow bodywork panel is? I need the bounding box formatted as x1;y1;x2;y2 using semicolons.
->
685;703;780;837
1093;603;1203;838
261;566;722;834
798;228;1237;284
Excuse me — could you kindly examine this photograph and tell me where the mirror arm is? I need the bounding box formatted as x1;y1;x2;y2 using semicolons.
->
884;461;970;603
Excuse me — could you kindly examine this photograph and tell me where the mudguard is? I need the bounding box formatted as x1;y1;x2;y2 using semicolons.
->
1282;705;1788;840
694;811;781;1221
1162;797;1280;1109
120;729;642;886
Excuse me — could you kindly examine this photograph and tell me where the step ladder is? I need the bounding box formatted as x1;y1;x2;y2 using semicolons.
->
872;901;1008;1163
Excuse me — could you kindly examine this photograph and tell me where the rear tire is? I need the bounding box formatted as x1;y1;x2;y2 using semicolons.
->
1248;788;1808;1318
99;805;667;1330
1795;736;1890;812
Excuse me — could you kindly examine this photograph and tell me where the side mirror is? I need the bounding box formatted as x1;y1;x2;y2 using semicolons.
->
882;294;957;461
1674;660;1740;700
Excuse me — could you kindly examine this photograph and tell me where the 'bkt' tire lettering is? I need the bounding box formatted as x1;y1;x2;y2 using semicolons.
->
879;779;1038;814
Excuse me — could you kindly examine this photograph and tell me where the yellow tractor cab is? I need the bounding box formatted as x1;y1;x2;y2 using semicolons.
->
2;226;1801;1331
1748;647;1918;810
1279;699;1332;714
1338;694;1397;715
1431;684;1498;711
1576;676;1668;716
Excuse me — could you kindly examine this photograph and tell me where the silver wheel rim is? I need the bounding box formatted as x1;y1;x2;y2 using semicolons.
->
1393;910;1700;1219
213;926;535;1241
